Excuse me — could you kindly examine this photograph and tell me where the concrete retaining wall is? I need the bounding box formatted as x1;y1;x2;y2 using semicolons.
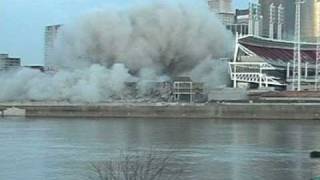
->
1;103;318;120
208;88;248;101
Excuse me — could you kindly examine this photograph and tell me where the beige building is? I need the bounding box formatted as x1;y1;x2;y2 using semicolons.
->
301;0;320;41
0;54;21;71
208;0;235;25
44;24;63;67
259;0;320;42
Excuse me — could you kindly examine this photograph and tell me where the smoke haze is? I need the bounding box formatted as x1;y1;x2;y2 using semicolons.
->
0;1;233;102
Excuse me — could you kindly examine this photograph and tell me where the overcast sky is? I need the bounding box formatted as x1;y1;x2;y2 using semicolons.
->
0;0;249;65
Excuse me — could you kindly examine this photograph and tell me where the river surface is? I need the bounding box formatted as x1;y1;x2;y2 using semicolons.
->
1;117;320;180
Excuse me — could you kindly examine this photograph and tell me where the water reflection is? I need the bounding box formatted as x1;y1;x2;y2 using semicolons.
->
0;117;320;180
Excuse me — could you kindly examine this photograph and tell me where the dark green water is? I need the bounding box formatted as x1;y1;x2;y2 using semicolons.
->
0;117;320;180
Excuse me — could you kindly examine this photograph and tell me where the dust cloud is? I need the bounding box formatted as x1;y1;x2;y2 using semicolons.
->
0;1;233;102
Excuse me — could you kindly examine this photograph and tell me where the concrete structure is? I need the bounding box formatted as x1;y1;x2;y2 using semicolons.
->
173;77;194;102
44;24;62;67
172;77;206;103
3;107;26;117
208;88;248;101
2;102;320;120
23;65;45;72
208;0;235;25
173;77;205;103
0;54;21;71
226;9;249;35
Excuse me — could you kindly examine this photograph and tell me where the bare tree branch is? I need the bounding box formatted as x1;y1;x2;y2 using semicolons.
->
89;149;186;180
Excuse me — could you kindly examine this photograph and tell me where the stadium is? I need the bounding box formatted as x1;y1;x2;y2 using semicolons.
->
230;34;319;91
229;0;320;92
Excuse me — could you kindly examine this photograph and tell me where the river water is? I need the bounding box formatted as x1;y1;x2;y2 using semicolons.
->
0;117;320;180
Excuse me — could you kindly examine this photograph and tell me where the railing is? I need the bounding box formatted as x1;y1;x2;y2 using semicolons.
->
229;62;284;87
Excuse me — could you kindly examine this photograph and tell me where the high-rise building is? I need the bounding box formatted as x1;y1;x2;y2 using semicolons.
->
208;0;235;25
260;0;320;41
0;54;21;71
208;0;233;13
44;24;62;67
226;9;249;35
301;0;320;41
259;0;294;40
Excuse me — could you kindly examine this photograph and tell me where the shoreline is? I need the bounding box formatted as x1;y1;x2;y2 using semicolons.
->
1;102;320;120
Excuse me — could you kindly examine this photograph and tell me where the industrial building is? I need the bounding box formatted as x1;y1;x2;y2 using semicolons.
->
44;24;63;67
0;54;21;71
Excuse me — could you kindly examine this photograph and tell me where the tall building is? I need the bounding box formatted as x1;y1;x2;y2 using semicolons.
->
259;0;294;40
235;9;250;24
226;9;249;35
0;54;21;71
44;24;62;67
208;0;233;13
208;0;235;25
301;0;320;41
260;0;320;41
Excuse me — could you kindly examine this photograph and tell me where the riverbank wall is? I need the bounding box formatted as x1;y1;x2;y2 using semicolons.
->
1;102;320;120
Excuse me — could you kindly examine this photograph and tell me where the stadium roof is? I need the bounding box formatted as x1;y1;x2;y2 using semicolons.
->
238;35;318;66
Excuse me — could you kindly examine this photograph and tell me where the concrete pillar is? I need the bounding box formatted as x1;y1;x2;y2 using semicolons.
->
190;82;193;103
287;62;290;79
233;65;237;88
265;76;269;87
259;74;262;88
259;65;263;88
305;62;308;79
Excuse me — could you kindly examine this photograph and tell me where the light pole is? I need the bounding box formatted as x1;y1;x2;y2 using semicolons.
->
292;0;304;91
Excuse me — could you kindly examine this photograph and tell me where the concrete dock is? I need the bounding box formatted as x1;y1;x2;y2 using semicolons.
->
0;102;320;120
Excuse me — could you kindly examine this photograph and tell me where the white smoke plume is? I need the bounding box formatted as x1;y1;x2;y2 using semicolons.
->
191;58;231;89
0;1;233;102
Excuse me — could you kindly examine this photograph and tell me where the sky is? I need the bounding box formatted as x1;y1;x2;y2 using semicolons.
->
0;0;250;65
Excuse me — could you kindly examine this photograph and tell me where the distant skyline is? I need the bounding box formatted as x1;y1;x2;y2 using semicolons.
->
0;0;250;65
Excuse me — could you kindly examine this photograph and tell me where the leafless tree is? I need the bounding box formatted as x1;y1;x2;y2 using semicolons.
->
89;149;186;180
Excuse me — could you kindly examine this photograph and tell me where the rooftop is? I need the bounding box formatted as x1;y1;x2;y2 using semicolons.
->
238;36;318;66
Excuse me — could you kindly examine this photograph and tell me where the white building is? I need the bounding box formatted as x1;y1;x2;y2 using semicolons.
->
0;54;21;71
208;0;235;25
44;24;63;67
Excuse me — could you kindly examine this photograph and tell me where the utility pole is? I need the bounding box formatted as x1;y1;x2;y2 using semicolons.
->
292;0;304;91
315;0;320;90
316;36;320;90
